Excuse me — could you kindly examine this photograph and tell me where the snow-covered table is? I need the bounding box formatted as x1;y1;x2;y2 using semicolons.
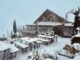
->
36;40;42;44
19;37;38;43
0;41;10;60
38;35;55;43
38;35;54;38
18;37;41;50
15;41;29;53
7;44;19;58
39;39;49;42
15;41;29;48
0;41;10;52
44;58;53;60
8;44;19;53
73;43;80;52
38;39;50;45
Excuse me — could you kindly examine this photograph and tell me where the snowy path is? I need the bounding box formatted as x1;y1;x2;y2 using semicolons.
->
13;36;71;60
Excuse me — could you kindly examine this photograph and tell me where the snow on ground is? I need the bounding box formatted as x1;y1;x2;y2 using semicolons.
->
13;36;71;60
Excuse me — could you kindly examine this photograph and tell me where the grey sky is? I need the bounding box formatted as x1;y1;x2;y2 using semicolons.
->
0;0;80;37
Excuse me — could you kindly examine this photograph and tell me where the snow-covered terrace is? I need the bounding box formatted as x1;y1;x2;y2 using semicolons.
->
13;36;72;60
0;36;80;60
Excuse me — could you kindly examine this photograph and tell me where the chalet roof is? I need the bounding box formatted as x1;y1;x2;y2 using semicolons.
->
35;22;61;26
34;9;69;23
64;23;73;27
27;22;73;27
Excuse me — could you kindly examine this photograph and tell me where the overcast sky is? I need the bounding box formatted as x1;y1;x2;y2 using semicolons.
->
0;0;80;37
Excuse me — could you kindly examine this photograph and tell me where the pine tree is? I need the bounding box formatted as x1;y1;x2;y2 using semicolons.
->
13;20;17;34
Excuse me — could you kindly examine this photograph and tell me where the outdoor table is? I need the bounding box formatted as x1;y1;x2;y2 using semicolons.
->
0;41;10;52
19;37;38;43
28;42;38;50
38;35;54;39
7;44;19;59
0;41;10;60
19;37;39;50
38;35;55;44
35;40;43;48
14;41;29;53
44;58;53;60
39;39;50;45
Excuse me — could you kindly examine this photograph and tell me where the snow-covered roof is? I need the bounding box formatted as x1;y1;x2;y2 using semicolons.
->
44;58;53;60
64;23;73;27
34;22;62;26
0;41;10;51
27;22;73;27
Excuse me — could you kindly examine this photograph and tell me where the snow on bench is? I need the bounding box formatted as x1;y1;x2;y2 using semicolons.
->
44;58;53;60
35;40;43;44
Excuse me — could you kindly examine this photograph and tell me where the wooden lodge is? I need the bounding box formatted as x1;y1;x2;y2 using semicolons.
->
18;9;74;37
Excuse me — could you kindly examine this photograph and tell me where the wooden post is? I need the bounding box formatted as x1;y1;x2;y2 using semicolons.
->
3;50;6;60
22;48;24;53
10;53;12;60
15;52;17;57
29;43;32;50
